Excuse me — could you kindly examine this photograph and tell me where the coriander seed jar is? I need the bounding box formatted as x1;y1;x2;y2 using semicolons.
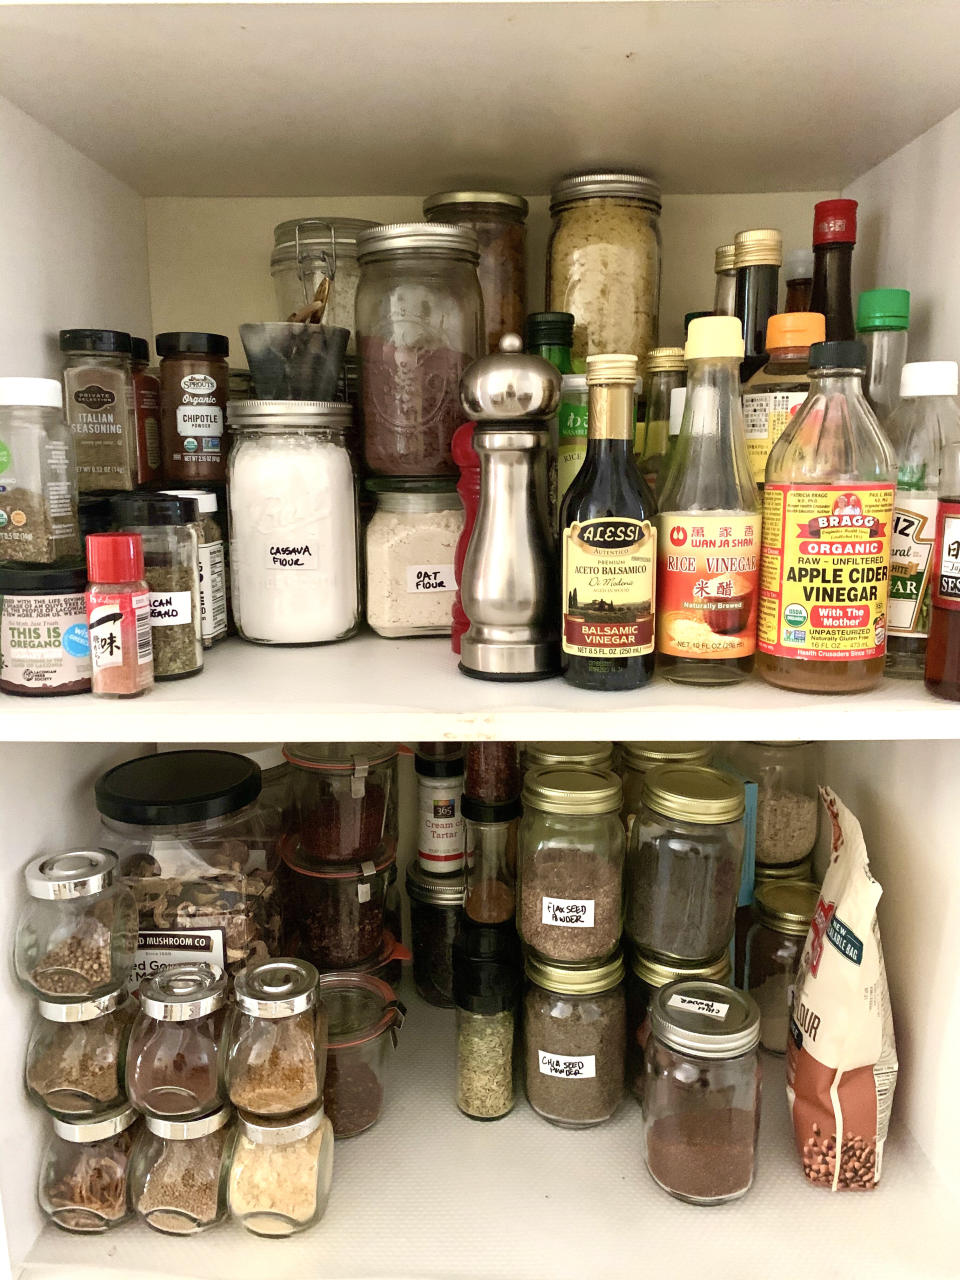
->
39;1104;139;1233
228;1103;334;1236
282;741;399;864
316;971;405;1137
271;217;377;352
129;1104;235;1235
26;985;137;1117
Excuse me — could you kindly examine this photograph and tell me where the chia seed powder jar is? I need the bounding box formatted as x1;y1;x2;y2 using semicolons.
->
315;971;405;1137
406;861;466;1007
282;741;399;864
280;846;394;969
0;559;91;696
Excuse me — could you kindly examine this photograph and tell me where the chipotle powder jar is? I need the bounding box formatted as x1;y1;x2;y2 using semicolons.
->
156;333;230;484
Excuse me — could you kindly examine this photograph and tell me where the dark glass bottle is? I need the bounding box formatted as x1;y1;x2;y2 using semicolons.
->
526;312;574;374
734;229;782;381
784;249;814;313
925;442;960;701
560;354;657;691
810;199;857;342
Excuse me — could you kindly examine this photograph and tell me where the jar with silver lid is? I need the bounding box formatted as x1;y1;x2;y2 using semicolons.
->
14;850;137;999
270;217;378;351
129;1103;235;1235
126;963;229;1119
746;880;820;1052
643;979;761;1204
356;223;484;476
225;958;328;1117
26;984;137;1116
38;1103;140;1232
228;1102;334;1236
618;741;713;828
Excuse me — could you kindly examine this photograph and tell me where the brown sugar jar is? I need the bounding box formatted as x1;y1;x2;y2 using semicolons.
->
157;332;230;484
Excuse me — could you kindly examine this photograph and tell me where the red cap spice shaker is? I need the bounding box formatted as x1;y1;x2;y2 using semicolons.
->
85;533;154;698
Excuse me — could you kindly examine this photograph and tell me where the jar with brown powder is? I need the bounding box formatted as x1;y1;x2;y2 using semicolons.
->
157;332;230;484
26;985;137;1117
129;1103;234;1235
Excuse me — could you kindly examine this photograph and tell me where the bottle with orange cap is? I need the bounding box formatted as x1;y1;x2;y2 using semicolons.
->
741;311;827;487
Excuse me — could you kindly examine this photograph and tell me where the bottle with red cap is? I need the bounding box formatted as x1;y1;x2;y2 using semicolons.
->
85;533;154;697
810;199;858;342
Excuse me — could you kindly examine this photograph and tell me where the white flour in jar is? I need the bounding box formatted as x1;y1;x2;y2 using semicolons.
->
365;503;464;637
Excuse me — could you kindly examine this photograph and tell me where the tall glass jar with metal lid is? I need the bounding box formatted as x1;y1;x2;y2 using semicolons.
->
283;741;399;864
522;741;615;775
523;951;626;1127
547;171;662;370
39;1104;139;1233
356;222;484;476
26;985;137;1116
226;958;327;1117
0;377;80;562
746;880;820;1052
424;191;528;353
643;979;761;1204
129;1103;234;1235
618;742;714;829
271;217;378;351
228;1102;335;1236
14;850;137;999
518;767;625;964
723;741;819;867
625;765;745;962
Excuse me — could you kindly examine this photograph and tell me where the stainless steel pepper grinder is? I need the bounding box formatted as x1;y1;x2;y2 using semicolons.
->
457;334;562;680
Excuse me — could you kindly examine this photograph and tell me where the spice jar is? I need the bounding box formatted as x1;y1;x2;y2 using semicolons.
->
280;846;395;969
746;880;820;1052
126;963;229;1119
423;191;528;353
227;399;359;645
625;765;746;962
60;329;137;492
416;749;466;874
518;767;625;964
453;922;521;1121
522;741;615;774
0;377;80;562
723;741;819;867
463;795;519;924
84;532;154;699
0;558;91;696
356;222;483;476
406;861;465;1007
228;1103;334;1237
523;950;626;1128
643;979;761;1204
547;171;662;369
38;1104;139;1233
316;972;405;1137
157;331;230;484
618;742;714;828
271;216;377;352
131;336;162;486
364;478;463;636
15;850;137;999
26;985;137;1116
226;958;327;1116
282;741;399;863
129;1104;234;1235
160;487;228;647
96;749;281;978
464;741;521;804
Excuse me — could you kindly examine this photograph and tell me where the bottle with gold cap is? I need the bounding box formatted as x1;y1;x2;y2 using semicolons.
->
734;228;783;380
639;346;686;499
713;243;737;317
656;316;761;684
560;353;657;691
741;311;826;487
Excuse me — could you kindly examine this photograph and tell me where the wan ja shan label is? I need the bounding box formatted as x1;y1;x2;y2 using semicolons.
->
562;517;656;658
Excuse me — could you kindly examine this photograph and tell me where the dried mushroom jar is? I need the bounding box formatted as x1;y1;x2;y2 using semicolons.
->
523;950;626;1128
643;980;761;1205
722;741;819;867
26;985;136;1117
283;741;399;864
228;1103;334;1237
547;171;662;369
518;767;625;965
316;972;405;1138
226;957;327;1117
129;1103;234;1235
625;765;745;963
39;1104;139;1233
14;850;137;999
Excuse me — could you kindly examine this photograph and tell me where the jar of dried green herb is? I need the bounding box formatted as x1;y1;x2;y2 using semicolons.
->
160;488;228;647
453;921;520;1121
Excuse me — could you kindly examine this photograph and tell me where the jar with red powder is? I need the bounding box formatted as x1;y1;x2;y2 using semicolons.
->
282;742;399;864
280;845;395;969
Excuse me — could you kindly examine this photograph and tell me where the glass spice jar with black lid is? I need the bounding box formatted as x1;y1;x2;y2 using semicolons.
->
60;328;138;492
280;845;395;970
406;860;466;1007
462;794;519;925
454;921;521;1121
282;741;400;864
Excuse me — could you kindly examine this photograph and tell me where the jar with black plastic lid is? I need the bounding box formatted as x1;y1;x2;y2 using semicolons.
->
156;331;230;484
453;921;521;1120
406;861;465;1007
462;794;520;925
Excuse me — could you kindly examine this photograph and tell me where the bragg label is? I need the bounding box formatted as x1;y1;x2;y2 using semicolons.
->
759;483;894;660
562;517;656;658
655;513;760;658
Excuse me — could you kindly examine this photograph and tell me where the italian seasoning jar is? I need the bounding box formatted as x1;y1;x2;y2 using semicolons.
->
129;1104;234;1235
60;329;137;492
745;880;820;1052
39;1104;139;1233
723;741;819;867
453;922;521;1121
517;768;625;965
228;1103;334;1237
523;950;626;1128
406;861;466;1007
26;985;137;1117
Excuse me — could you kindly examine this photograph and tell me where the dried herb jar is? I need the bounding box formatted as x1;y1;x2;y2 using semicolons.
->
625;765;745;963
406;861;466;1007
282;741;399;863
316;972;405;1137
643;980;761;1204
126;963;229;1119
15;850;137;999
517;767;625;965
280;845;394;969
0;376;80;562
618;742;713;828
0;558;91;696
226;958;327;1116
745;880;820;1053
26;985;137;1117
129;1104;235;1235
228;1102;334;1237
39;1104;139;1233
523;950;626;1128
453;921;521;1121
723;741;819;867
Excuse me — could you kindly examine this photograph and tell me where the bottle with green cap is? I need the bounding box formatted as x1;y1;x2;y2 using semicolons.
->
856;288;910;429
525;313;574;375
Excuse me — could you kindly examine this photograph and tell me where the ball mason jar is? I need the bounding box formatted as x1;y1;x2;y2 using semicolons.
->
723;740;820;867
745;879;820;1052
618;741;714;829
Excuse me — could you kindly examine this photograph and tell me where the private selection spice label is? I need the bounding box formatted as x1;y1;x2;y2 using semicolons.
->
656;513;760;658
562;517;656;658
759;483;894;660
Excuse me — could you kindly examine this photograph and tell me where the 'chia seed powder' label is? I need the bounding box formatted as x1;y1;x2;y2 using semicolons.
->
538;1051;596;1079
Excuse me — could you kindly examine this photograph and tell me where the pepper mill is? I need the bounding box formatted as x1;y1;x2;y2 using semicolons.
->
458;334;561;680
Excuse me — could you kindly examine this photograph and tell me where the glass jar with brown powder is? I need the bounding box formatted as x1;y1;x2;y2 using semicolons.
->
280;846;395;970
156;332;230;484
316;971;405;1138
463;795;519;925
129;1103;234;1235
26;985;136;1117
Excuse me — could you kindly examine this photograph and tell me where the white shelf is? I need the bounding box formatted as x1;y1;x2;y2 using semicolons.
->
2;633;958;743
1;1;959;196
20;989;954;1280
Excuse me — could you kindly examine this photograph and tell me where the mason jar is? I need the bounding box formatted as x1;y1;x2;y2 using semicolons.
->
517;767;625;965
618;742;714;829
26;985;137;1117
723;741;820;867
282;741;399;864
745;880;820;1052
316;972;405;1137
271;217;377;351
356;223;483;476
129;1104;234;1235
228;1104;334;1236
521;741;614;775
39;1105;139;1233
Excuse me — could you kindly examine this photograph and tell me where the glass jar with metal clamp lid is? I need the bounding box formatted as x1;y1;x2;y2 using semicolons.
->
271;217;377;351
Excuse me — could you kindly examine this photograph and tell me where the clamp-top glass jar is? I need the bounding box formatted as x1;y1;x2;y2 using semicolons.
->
316;971;406;1137
26;985;137;1116
271;217;377;352
39;1104;139;1233
15;850;137;999
228;1103;335;1236
356;222;484;476
283;741;400;863
723;741;819;867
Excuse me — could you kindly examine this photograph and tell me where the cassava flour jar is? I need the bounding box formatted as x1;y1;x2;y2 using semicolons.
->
227;401;359;644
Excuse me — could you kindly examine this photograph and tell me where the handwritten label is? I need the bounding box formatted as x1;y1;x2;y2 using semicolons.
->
538;1051;596;1079
149;590;193;626
405;564;456;593
264;541;319;570
541;896;595;928
667;993;730;1020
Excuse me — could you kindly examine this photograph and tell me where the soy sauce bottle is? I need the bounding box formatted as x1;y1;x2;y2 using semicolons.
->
925;442;960;701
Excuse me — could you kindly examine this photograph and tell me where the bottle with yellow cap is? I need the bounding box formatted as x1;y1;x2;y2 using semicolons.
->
741;311;826;486
560;353;657;691
656;316;761;684
734;228;783;381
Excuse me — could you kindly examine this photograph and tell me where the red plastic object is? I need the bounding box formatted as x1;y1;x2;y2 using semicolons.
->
451;421;480;654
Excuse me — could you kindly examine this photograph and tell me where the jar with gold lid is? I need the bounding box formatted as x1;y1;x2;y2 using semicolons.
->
639;347;687;493
625;765;745;962
746;880;820;1052
618;742;714;828
522;741;615;776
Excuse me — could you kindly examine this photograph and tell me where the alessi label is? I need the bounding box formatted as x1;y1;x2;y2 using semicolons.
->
931;500;960;611
562;517;656;658
758;483;894;660
889;495;937;635
656;513;760;658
